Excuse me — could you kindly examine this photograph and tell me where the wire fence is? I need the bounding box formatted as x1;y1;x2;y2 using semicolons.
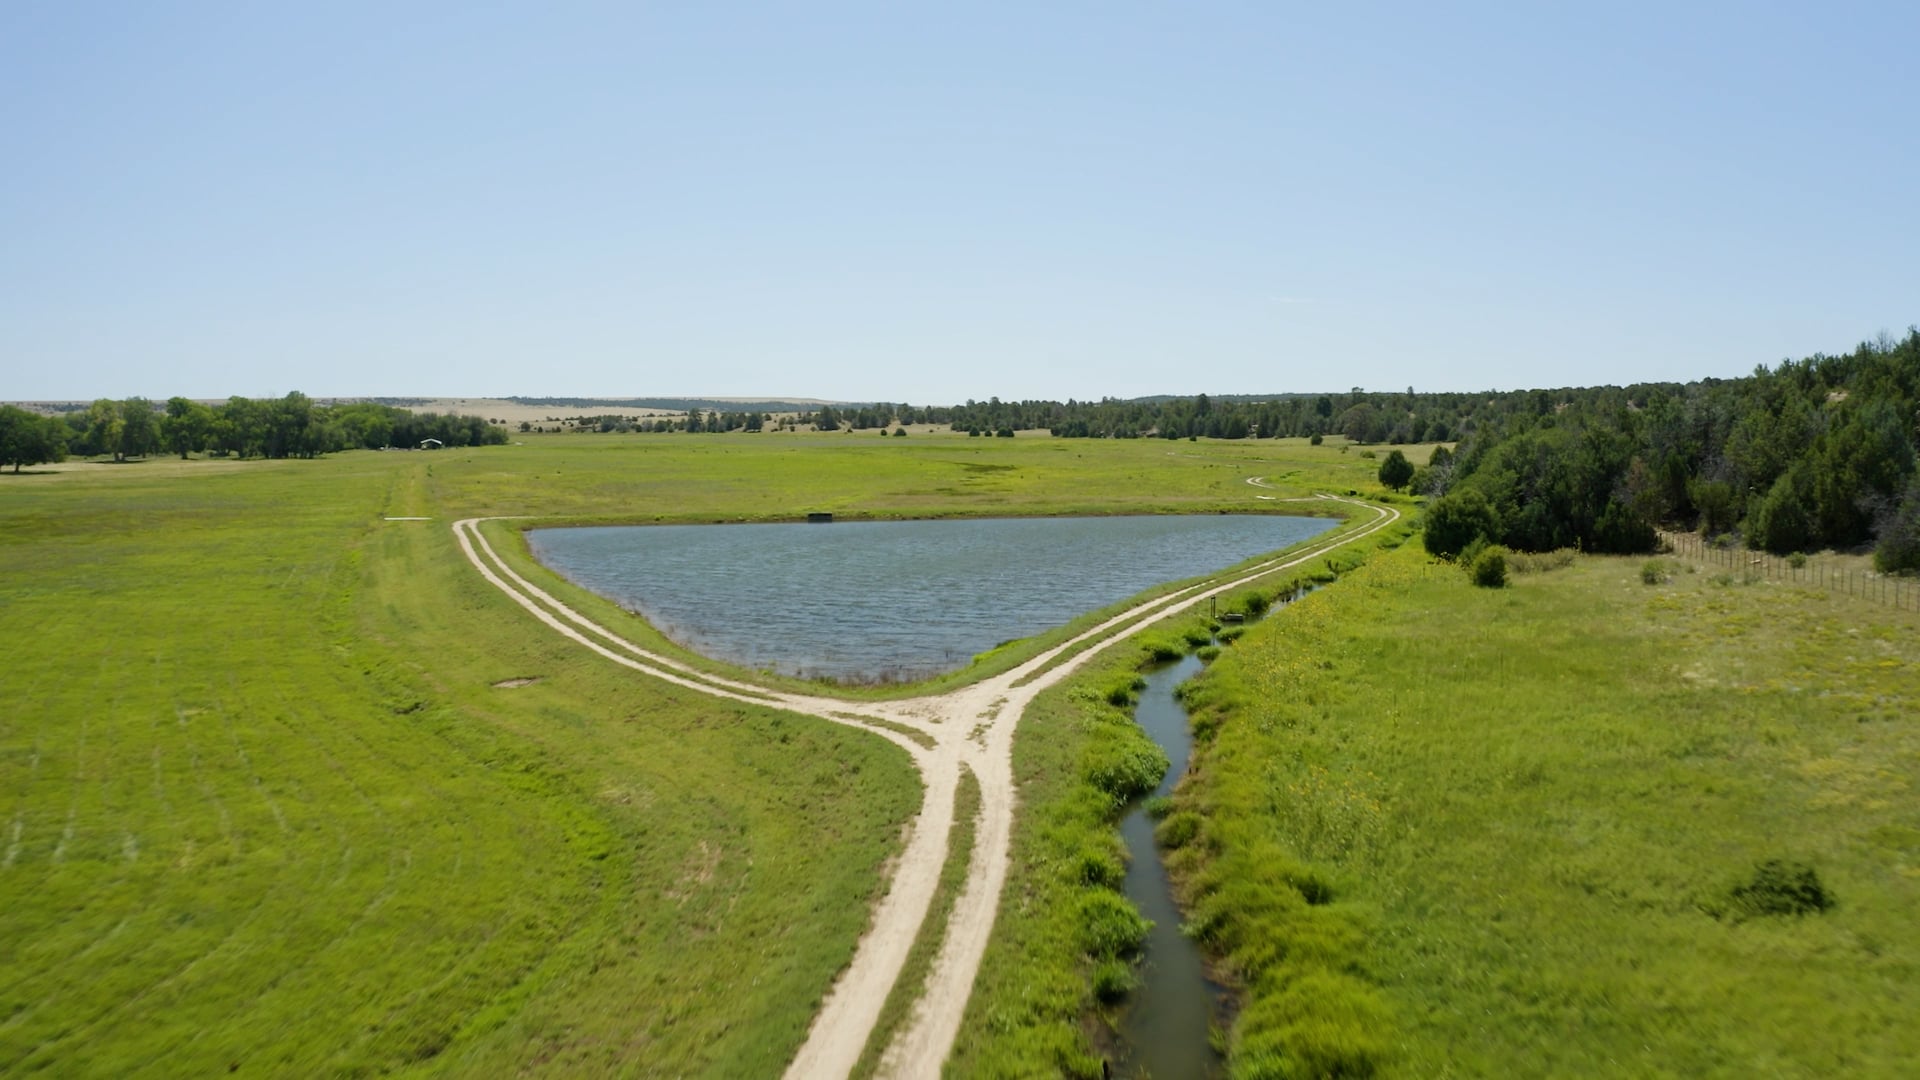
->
1661;531;1919;613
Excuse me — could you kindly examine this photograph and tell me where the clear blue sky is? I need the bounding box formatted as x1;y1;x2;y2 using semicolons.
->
4;2;1915;403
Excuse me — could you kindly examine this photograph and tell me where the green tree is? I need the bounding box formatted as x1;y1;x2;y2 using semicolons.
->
1377;449;1414;491
163;397;214;458
86;399;124;460
1874;477;1920;574
1423;486;1501;558
117;397;159;460
1748;465;1816;554
1688;478;1738;537
0;405;68;473
214;396;263;457
1338;402;1387;443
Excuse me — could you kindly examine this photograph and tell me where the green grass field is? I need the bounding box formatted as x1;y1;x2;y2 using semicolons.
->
1173;542;1920;1077
0;431;1390;1076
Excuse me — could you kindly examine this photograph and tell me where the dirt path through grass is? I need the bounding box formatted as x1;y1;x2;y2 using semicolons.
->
453;491;1398;1078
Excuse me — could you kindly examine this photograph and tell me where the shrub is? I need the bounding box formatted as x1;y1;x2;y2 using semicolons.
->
1787;551;1808;569
1640;559;1669;585
1155;812;1203;850
1423;486;1500;559
1593;500;1658;554
1377;448;1414;491
1073;847;1124;888
1082;736;1166;802
1719;859;1834;920
1142;638;1185;663
1075;891;1151;958
1875;480;1920;573
1309;433;1323;446
1457;535;1489;569
1230;971;1392;1080
1748;468;1816;554
1690;477;1738;536
1090;959;1138;1004
1469;545;1508;588
1507;548;1576;574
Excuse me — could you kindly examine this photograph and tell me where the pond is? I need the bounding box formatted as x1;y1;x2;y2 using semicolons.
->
527;514;1334;681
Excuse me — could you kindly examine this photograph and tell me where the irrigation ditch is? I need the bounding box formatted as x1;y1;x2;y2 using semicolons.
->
1107;585;1321;1078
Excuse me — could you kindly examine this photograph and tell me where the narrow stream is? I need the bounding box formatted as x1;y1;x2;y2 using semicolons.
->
1113;650;1227;1079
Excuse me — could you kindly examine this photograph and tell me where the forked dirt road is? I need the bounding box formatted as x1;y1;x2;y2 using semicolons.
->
452;491;1399;1078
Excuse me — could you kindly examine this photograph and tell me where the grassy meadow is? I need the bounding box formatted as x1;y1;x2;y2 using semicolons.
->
946;511;1416;1078
1172;541;1920;1077
0;429;1392;1076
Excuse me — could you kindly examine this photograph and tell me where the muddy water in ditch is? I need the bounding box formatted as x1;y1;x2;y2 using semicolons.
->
1114;650;1227;1079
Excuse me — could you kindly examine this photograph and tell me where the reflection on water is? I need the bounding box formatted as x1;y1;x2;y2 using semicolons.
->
528;515;1333;682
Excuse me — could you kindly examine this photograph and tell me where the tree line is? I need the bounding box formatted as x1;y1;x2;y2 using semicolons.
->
0;393;507;471
1422;330;1919;572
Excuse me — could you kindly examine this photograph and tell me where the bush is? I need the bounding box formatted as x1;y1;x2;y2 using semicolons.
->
1787;551;1808;569
1640;559;1669;585
1592;500;1658;554
1719;859;1834;920
1469;545;1508;588
1155;812;1203;850
1230;971;1392;1080
1690;477;1738;536
1748;468;1816;554
1377;448;1414;491
1075;848;1124;888
1075;891;1151;958
1141;638;1185;663
1082;735;1166;802
1875;480;1920;574
1104;677;1146;707
1423;486;1500;559
1090;959;1138;1004
1309;433;1323;446
1507;548;1576;574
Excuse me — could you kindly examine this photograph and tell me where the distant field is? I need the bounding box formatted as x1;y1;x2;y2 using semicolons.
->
1172;542;1920;1077
0;431;1392;1075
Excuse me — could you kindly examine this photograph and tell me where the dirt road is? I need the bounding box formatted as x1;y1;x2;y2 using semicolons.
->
452;491;1399;1078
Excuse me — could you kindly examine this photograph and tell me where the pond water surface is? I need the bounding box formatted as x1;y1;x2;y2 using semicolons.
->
527;515;1333;681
